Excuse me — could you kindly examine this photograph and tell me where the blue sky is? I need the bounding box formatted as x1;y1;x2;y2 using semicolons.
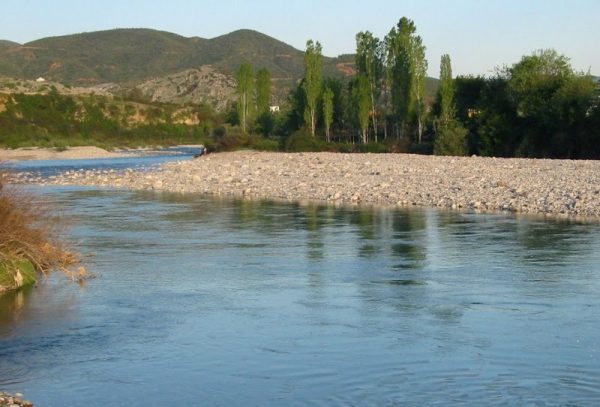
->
2;0;599;77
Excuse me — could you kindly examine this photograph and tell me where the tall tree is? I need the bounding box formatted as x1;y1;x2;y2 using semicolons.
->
303;40;323;137
255;68;271;115
385;17;416;138
437;54;455;124
411;34;427;144
434;54;467;156
236;63;254;133
353;74;372;144
356;31;383;142
322;86;334;143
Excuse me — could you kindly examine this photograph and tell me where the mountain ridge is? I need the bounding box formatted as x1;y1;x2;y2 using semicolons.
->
0;28;353;86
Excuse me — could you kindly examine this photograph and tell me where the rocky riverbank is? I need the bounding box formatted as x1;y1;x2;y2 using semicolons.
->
0;391;33;407
13;151;600;219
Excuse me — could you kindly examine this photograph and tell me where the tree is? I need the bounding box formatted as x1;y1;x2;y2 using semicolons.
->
508;49;572;119
322;86;334;143
236;63;254;133
255;68;271;115
356;31;383;142
411;34;428;144
434;54;467;156
353;74;372;144
303;40;323;137
437;54;455;125
385;17;416;139
507;49;595;157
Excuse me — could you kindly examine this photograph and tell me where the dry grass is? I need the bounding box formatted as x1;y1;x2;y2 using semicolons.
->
0;172;79;284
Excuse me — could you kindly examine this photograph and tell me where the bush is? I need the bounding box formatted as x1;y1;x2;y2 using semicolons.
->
285;129;327;152
0;175;79;293
212;125;249;151
249;137;279;151
434;121;469;156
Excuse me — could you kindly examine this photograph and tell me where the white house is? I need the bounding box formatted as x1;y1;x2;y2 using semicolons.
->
35;77;46;82
269;105;280;113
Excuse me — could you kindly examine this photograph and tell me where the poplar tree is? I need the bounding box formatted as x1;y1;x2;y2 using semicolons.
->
385;17;415;138
434;54;467;156
354;74;372;144
411;35;428;144
438;54;455;124
255;68;271;115
303;40;323;137
236;63;254;133
322;86;334;143
385;17;428;142
356;31;383;142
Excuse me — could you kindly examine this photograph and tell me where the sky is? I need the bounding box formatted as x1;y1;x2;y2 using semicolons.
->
1;0;599;77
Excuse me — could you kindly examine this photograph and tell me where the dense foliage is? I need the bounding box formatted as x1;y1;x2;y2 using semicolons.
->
457;50;600;158
0;90;223;149
237;20;599;158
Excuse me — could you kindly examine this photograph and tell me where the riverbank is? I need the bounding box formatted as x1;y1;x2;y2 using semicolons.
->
13;150;600;218
0;146;132;161
0;145;204;162
0;391;33;406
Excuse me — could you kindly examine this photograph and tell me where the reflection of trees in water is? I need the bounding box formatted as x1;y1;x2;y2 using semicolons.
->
390;210;427;269
513;218;594;266
434;210;596;270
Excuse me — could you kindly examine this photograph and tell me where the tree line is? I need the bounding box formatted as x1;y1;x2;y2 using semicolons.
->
231;17;600;159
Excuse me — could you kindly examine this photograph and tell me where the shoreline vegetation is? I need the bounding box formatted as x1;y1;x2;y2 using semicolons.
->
0;173;79;294
11;149;600;221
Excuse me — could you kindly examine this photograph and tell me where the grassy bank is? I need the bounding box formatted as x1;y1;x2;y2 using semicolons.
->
0;174;77;293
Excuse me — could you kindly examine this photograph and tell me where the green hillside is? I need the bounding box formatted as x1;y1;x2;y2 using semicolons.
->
0;28;354;85
0;40;20;49
4;29;198;84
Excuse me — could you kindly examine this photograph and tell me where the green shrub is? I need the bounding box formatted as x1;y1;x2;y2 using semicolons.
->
213;125;249;151
285;129;327;152
434;121;469;156
250;137;279;151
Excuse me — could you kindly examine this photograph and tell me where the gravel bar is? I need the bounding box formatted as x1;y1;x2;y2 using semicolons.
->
16;151;600;219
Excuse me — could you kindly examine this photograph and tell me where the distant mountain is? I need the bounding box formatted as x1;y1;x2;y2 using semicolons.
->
0;28;353;86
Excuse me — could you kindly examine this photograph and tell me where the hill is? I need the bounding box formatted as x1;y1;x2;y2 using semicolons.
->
0;40;20;49
0;28;353;86
1;29;198;84
0;28;439;110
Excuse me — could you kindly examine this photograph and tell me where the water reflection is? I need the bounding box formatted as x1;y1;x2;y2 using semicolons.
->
2;187;599;405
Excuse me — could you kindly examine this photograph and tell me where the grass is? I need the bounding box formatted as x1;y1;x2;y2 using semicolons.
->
0;173;79;293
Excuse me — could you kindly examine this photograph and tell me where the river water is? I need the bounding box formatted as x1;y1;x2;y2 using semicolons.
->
1;161;600;405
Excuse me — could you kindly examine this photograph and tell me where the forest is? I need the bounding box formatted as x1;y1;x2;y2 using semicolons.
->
231;17;600;159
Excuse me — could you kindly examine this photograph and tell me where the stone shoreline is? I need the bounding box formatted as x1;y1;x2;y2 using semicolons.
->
0;391;33;407
13;151;600;219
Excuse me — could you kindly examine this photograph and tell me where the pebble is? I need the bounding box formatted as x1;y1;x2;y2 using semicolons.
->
10;151;600;219
0;392;33;407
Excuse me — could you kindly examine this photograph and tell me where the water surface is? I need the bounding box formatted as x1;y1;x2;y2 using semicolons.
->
3;146;199;177
1;188;599;406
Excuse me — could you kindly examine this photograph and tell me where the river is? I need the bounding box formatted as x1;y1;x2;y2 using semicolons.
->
1;156;600;405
